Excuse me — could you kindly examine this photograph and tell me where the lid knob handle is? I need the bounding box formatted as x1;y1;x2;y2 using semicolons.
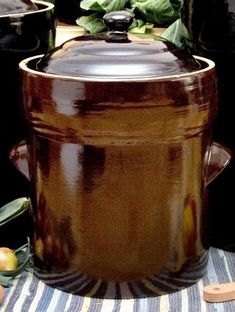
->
103;11;133;43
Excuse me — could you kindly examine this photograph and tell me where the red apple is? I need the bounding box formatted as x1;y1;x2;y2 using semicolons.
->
0;247;17;270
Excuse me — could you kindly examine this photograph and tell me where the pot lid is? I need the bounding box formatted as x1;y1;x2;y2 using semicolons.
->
0;0;38;16
36;11;200;80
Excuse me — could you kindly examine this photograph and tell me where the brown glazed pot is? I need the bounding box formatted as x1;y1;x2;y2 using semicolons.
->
17;12;230;298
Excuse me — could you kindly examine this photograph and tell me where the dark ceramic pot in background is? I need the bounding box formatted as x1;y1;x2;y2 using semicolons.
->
0;0;55;248
181;0;235;251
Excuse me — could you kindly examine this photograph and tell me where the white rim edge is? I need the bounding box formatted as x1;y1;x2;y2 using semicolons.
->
19;54;216;83
0;1;54;18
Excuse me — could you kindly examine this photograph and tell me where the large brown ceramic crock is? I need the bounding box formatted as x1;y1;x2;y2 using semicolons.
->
18;11;230;298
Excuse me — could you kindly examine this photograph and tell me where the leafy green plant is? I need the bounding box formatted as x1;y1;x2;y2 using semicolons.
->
161;18;192;48
0;198;31;227
76;0;183;34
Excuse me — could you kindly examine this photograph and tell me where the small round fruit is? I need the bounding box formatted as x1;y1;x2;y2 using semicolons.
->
0;285;3;302
0;247;18;270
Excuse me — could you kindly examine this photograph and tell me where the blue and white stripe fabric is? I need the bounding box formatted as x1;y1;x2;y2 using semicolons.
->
33;250;209;299
1;247;235;311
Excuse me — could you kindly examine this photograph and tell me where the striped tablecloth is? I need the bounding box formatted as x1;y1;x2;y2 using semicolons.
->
1;247;235;312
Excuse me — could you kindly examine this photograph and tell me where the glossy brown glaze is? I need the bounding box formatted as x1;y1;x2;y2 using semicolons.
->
36;36;200;79
19;55;219;296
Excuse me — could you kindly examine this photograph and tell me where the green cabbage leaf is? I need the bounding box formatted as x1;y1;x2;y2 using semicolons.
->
80;0;129;13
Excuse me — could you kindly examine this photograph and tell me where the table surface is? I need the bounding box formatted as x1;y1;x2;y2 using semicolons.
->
1;247;235;311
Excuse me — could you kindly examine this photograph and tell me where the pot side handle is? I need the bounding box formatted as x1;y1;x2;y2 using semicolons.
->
204;142;232;186
9;141;232;186
9;140;30;180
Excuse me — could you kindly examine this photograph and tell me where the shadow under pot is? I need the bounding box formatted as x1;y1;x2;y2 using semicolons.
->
17;11;231;298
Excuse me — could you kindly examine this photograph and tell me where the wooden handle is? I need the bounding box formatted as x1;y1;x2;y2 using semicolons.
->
203;282;235;302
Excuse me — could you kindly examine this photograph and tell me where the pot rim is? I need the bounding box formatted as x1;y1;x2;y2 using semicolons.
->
19;54;216;82
0;0;54;18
